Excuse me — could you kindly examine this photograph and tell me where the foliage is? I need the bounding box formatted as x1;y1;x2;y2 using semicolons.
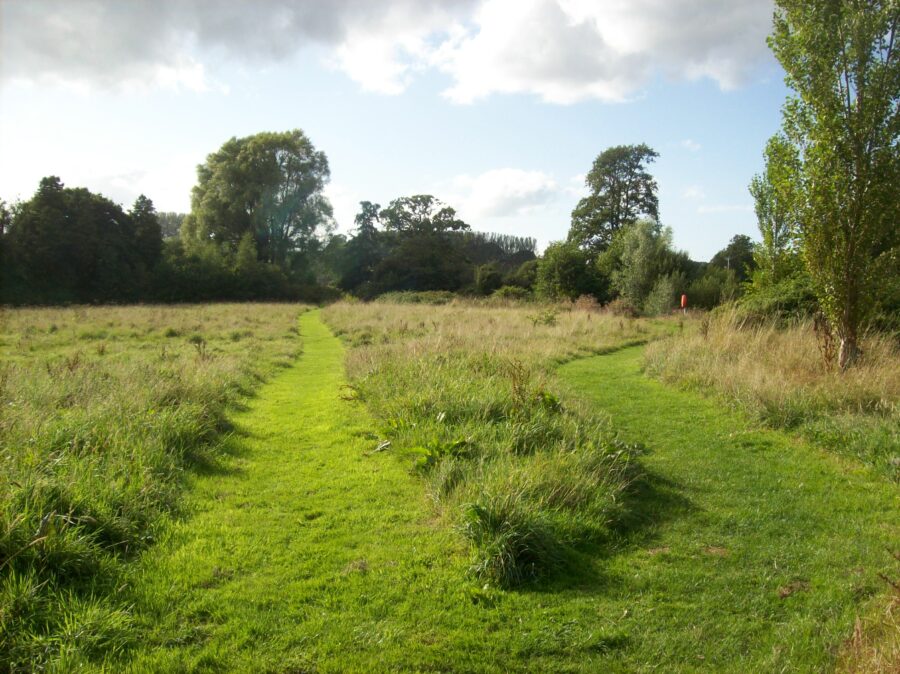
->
709;234;756;282
598;220;692;314
474;263;504;295
769;0;900;367
1;178;162;304
568;144;660;254
749;134;803;287
536;242;602;301
182;129;332;269
0;304;304;670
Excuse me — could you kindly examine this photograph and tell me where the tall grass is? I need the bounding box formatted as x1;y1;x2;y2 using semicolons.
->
0;304;303;671
644;307;899;479
323;301;670;587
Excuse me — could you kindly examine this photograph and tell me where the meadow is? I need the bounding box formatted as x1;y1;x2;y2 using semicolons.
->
0;304;304;671
0;300;897;672
645;308;900;479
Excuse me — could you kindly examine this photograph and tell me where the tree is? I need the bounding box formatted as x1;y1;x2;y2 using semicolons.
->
183;129;332;268
536;242;600;300
4;177;145;302
379;195;467;234
770;0;899;368
130;195;163;274
339;201;384;292
157;212;185;239
597;219;690;313
749;134;802;286
568;144;660;254
710;234;757;282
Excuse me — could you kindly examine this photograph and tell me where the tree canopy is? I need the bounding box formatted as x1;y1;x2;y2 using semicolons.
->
182;129;332;269
769;0;899;367
568;144;660;254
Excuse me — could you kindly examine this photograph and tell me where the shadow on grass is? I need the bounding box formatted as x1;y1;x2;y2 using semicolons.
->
522;468;696;595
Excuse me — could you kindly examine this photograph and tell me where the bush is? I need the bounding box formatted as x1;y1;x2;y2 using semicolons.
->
375;290;456;305
492;285;531;302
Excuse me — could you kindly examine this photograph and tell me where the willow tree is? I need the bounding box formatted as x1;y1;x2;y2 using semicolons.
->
770;0;899;368
183;129;332;269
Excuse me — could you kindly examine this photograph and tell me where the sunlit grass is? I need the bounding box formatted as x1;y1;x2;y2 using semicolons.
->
644;306;900;478
0;303;304;671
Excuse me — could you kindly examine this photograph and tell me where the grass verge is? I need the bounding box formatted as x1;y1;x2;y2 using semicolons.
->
0;304;303;671
644;308;899;479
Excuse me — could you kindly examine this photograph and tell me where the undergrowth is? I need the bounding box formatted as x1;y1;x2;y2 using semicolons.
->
0;304;303;671
323;301;668;587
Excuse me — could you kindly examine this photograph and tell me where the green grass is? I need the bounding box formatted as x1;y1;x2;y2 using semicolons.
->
0;304;303;671
8;305;896;671
558;347;899;671
113;310;897;671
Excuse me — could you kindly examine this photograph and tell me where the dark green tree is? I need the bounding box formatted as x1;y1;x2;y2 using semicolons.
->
536;242;601;300
568;144;660;254
130;195;163;274
710;235;756;282
371;195;470;292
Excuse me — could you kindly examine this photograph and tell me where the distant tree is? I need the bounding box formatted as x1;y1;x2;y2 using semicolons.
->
183;129;332;268
157;212;185;239
379;195;468;234
474;263;504;295
710;235;756;282
770;0;899;368
0;200;10;237
504;259;539;290
536;242;600;300
597;219;690;313
339;201;385;292
568;144;660;254
130;195;163;274
367;195;472;293
4;177;144;302
749;134;802;287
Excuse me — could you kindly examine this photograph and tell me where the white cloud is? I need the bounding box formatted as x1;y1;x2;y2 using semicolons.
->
682;185;705;201
3;1;774;102
680;139;702;152
448;168;559;220
322;182;362;233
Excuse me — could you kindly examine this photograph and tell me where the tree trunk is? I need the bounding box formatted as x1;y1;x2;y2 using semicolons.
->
838;333;861;370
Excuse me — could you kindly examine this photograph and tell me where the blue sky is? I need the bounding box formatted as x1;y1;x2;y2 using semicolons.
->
0;0;788;261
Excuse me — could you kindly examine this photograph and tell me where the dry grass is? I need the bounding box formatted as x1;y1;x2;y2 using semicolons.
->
836;590;900;673
645;307;900;478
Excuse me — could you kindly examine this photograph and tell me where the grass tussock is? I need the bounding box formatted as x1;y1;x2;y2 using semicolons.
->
644;307;899;478
0;303;303;671
323;301;664;587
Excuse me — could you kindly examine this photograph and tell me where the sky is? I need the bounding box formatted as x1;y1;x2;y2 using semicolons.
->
0;0;790;261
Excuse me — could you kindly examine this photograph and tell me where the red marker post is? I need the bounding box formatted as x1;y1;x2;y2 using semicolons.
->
680;294;688;315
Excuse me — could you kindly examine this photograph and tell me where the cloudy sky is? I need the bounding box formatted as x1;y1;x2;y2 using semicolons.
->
0;0;787;260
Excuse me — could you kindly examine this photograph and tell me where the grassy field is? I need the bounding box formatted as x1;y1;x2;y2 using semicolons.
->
0;304;304;671
2;300;897;671
645;308;900;479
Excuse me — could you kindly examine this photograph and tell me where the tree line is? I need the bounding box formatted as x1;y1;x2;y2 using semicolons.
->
1;0;895;369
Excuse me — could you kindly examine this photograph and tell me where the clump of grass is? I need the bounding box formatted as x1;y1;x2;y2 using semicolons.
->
323;301;653;587
644;306;899;478
0;303;304;670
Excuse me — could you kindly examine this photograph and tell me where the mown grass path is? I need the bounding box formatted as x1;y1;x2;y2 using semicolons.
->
558;346;899;672
123;310;471;672
119;318;896;672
